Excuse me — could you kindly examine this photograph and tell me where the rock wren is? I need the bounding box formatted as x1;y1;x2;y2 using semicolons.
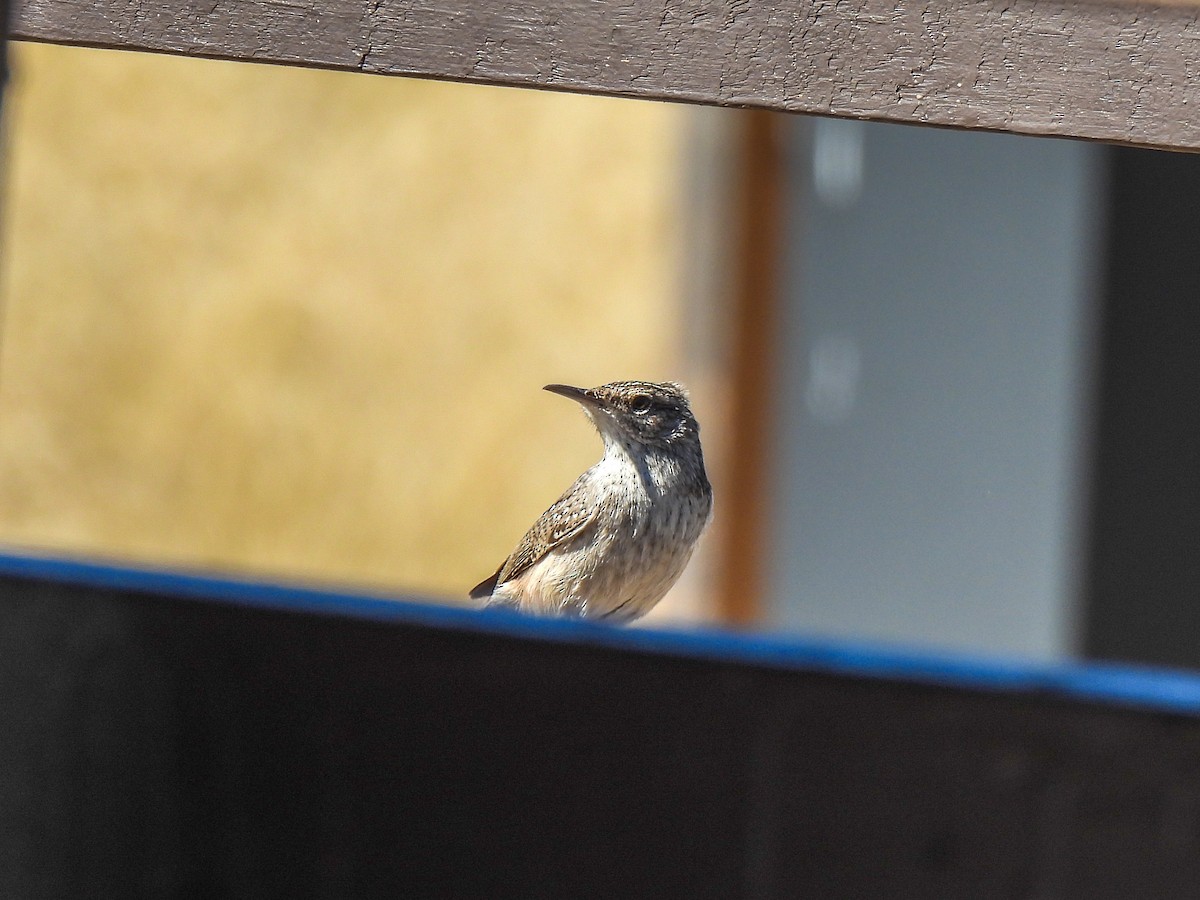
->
471;380;713;623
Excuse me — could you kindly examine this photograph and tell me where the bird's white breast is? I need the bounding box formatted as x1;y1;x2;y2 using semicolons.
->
499;446;711;621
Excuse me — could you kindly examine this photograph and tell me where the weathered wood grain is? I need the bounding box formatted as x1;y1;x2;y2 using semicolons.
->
11;0;1200;150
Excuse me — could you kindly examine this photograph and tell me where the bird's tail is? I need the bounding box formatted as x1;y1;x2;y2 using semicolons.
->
469;569;501;601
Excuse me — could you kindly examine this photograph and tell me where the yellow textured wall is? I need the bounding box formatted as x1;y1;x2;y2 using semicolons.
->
0;43;686;600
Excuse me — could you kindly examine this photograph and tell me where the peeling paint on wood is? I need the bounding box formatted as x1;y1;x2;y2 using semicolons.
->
12;0;1200;150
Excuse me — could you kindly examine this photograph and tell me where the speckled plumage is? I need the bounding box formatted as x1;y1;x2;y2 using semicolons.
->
471;380;713;623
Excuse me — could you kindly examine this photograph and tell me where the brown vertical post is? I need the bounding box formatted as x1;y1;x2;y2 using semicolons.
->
716;109;787;627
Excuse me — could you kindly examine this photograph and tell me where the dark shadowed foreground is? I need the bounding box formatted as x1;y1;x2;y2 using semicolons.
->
2;553;1200;899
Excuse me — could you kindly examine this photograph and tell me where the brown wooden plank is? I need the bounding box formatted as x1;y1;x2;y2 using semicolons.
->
12;0;1200;151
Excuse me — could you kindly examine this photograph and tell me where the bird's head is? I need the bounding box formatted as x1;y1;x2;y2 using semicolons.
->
543;380;701;453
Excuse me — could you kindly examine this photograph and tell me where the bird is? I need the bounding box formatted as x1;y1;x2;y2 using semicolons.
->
471;380;713;623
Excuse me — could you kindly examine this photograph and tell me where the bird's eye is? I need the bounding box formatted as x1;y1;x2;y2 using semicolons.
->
630;394;653;413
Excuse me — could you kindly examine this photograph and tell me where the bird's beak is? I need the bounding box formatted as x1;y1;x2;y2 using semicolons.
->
543;384;600;408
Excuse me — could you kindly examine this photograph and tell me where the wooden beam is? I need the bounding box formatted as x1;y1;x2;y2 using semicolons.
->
13;0;1200;151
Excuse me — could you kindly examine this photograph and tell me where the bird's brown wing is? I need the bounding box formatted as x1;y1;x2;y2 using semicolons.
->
470;478;598;600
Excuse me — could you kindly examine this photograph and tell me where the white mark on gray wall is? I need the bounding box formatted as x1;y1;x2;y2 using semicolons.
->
804;334;862;423
812;118;866;208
